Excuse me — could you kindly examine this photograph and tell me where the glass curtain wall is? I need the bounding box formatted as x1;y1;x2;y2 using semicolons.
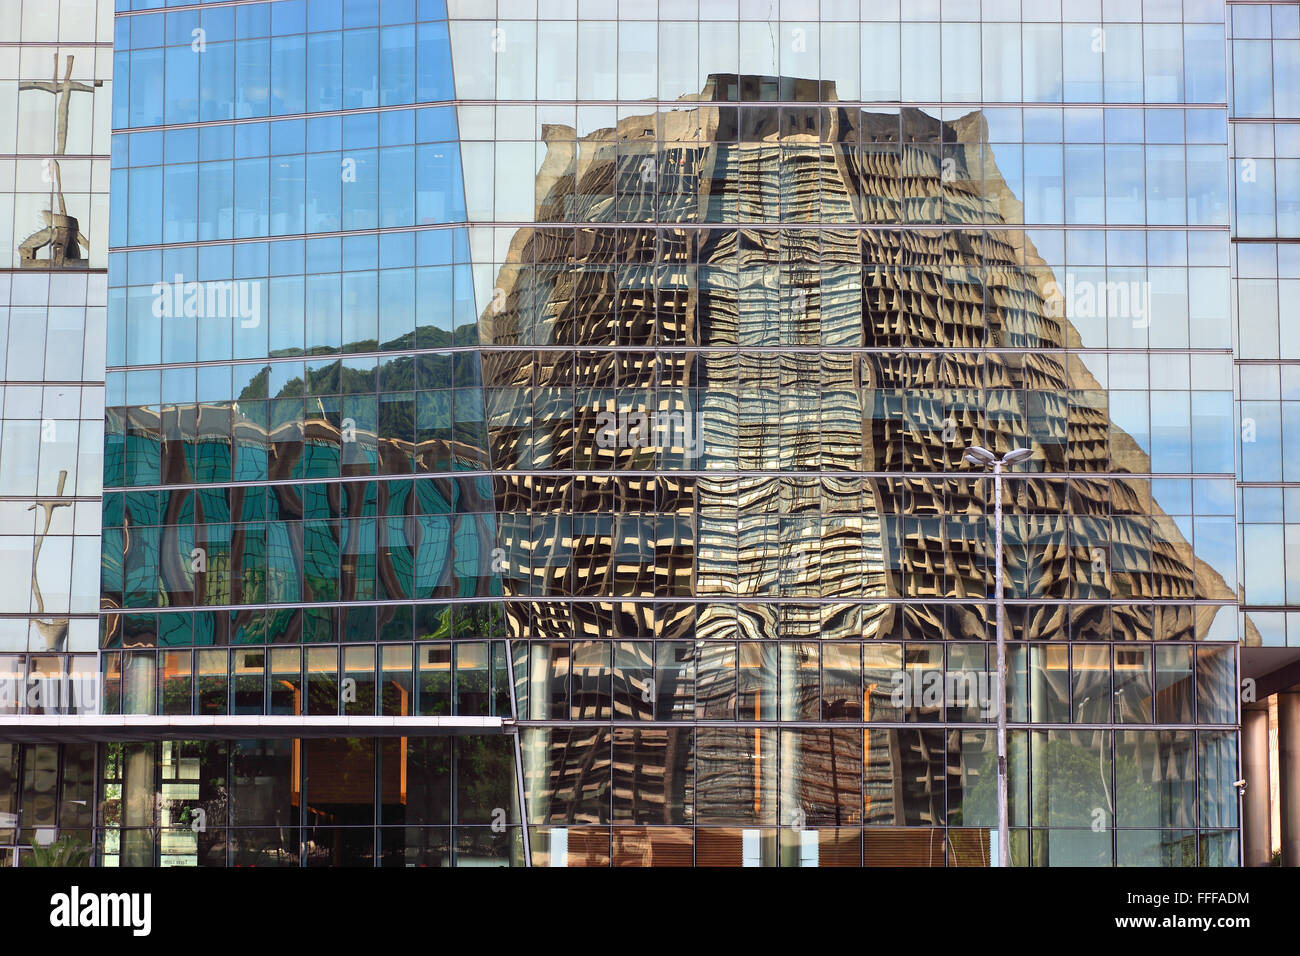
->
0;0;113;866
446;0;1240;867
1229;3;1300;642
100;0;1243;866
102;0;521;866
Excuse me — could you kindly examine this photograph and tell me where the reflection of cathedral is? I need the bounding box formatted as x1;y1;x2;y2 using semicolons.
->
475;76;1236;858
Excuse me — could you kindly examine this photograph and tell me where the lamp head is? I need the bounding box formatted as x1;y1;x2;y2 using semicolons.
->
964;446;995;467
1003;447;1034;465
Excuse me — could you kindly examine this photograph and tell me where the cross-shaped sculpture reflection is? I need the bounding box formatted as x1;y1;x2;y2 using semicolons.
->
17;54;102;267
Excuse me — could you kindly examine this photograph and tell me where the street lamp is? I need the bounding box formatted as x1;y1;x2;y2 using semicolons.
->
963;444;1032;867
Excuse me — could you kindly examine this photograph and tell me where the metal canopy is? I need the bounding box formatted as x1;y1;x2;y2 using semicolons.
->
0;714;510;743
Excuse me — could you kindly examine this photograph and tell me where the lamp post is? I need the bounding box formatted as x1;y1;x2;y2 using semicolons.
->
964;444;1032;867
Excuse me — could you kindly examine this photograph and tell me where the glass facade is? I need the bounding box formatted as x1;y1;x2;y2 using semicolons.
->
1230;3;1300;642
0;0;1271;867
436;0;1242;867
0;0;112;866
